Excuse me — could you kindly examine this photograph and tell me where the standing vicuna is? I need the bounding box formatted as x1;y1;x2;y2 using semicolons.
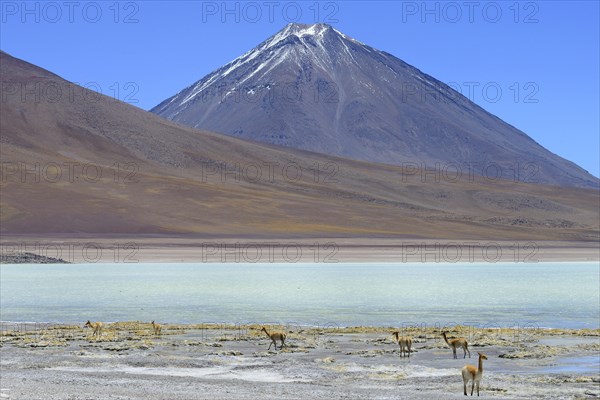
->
84;320;103;339
261;326;286;350
442;331;471;359
392;331;413;357
462;352;488;396
151;320;162;335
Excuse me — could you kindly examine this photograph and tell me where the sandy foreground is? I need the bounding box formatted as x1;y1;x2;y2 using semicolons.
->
0;324;598;400
1;237;599;263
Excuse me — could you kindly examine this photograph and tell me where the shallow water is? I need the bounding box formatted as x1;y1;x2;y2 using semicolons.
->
1;262;598;329
543;355;600;374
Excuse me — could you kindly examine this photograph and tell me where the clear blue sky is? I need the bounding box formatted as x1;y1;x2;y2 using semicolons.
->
2;1;598;177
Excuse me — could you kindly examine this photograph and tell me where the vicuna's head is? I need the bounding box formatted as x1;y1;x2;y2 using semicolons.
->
261;326;269;334
84;320;92;328
151;320;155;324
392;331;399;339
478;352;488;360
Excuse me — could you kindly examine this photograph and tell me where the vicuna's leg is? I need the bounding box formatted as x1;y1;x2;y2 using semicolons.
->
466;345;471;358
407;342;411;357
471;381;475;396
462;369;470;396
281;337;285;348
268;340;274;350
476;381;480;396
453;348;457;359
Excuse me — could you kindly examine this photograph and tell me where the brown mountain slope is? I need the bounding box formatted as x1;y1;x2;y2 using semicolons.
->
1;51;598;240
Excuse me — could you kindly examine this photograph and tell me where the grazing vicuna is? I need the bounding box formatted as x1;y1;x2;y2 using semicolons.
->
84;320;103;338
261;326;286;350
392;331;413;357
442;331;471;359
462;352;487;396
151;320;162;335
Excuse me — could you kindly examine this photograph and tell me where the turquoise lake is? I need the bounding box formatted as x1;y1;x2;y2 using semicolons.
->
1;263;598;329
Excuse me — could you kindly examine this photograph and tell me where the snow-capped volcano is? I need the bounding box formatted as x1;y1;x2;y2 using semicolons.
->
153;23;369;113
152;23;597;188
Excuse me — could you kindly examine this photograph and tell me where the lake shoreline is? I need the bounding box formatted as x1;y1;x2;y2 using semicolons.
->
1;236;599;263
2;322;600;333
1;323;598;399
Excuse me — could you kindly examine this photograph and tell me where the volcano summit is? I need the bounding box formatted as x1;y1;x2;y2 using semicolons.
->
153;23;596;188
